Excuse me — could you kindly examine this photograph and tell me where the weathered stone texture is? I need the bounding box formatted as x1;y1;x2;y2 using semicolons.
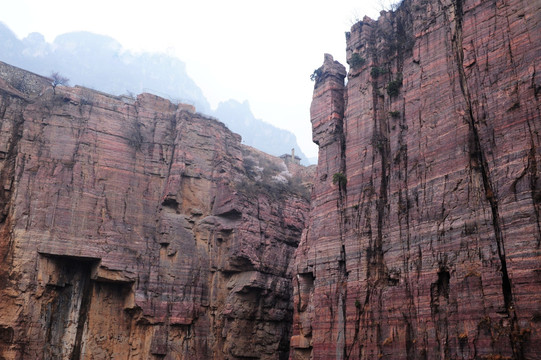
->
292;0;541;359
0;61;310;359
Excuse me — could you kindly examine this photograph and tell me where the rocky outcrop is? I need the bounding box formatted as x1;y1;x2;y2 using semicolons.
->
0;61;311;359
292;0;541;359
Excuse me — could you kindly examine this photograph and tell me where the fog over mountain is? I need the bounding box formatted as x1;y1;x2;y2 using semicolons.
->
213;100;308;162
0;22;310;164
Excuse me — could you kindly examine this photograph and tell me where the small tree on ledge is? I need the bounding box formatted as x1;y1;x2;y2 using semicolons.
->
310;67;323;82
50;71;69;94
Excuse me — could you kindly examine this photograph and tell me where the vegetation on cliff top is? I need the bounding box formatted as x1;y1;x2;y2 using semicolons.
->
237;148;311;201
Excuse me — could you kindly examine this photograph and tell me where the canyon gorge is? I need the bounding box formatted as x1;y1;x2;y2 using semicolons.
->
0;0;540;359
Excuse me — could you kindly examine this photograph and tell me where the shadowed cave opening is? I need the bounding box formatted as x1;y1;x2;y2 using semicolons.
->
38;254;134;359
161;197;180;212
430;267;450;315
40;254;98;360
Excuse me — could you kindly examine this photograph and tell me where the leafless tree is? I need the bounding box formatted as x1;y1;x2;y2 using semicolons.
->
50;71;69;94
377;0;403;12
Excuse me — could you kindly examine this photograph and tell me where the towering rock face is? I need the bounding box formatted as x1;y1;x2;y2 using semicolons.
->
292;0;541;359
0;61;311;359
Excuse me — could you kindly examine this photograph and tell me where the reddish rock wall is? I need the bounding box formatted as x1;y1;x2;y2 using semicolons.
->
0;62;311;359
292;0;541;358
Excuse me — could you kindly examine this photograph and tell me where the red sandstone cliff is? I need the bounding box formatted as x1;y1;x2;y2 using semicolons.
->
292;0;541;359
0;61;312;359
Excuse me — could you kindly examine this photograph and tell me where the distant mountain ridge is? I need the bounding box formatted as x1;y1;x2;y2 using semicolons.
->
0;23;210;112
0;22;310;164
213;100;309;164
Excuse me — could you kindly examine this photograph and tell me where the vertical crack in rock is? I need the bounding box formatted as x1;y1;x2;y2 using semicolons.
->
527;131;541;246
71;266;93;360
0;97;23;224
0;95;24;299
337;244;348;360
452;0;513;312
451;0;524;357
430;267;451;357
336;64;348;360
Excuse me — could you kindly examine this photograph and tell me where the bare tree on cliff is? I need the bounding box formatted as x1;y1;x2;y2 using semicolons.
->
377;0;403;11
50;71;69;94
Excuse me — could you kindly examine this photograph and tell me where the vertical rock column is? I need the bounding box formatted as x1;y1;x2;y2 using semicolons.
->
292;0;541;358
291;54;347;359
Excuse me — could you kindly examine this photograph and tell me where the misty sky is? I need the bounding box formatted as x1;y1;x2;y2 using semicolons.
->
1;0;397;159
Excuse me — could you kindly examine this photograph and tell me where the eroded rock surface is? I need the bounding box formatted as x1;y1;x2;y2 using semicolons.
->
292;0;541;358
0;61;311;359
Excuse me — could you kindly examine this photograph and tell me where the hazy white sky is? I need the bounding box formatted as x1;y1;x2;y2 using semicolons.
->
0;0;394;159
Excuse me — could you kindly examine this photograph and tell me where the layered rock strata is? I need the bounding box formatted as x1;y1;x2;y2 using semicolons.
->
292;0;541;358
0;61;311;359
